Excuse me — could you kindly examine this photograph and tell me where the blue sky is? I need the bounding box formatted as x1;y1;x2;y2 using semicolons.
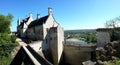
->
1;0;120;31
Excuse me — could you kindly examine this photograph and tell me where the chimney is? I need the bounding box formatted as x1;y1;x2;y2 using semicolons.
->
48;8;52;15
17;18;21;26
29;12;32;17
37;14;40;19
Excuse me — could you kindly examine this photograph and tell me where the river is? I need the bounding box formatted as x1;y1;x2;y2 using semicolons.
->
65;38;87;44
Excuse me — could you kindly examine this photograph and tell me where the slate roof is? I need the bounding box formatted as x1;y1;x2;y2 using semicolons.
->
28;15;49;28
23;17;30;23
19;22;24;28
18;17;30;28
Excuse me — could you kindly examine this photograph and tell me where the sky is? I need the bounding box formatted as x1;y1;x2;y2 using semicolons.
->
1;0;120;31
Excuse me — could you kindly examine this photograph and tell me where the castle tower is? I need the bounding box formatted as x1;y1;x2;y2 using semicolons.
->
49;26;64;65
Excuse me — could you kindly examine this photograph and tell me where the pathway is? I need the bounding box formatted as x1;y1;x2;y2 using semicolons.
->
16;38;27;46
11;37;28;58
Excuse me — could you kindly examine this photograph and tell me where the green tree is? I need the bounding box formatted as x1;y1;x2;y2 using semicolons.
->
0;14;13;33
105;20;119;28
104;16;120;41
86;32;97;43
0;14;13;45
104;16;120;28
0;13;18;65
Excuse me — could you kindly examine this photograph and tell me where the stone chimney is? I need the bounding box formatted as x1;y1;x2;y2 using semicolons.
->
29;12;32;17
17;18;20;26
48;8;52;15
37;14;40;19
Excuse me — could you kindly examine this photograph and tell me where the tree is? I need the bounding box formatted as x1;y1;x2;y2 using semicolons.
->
104;16;120;28
0;13;13;33
0;13;14;45
0;13;17;65
105;16;120;41
86;33;97;43
105;20;119;28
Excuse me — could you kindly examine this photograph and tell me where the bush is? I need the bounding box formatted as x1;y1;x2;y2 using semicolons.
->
0;44;16;65
11;35;16;43
105;57;120;65
0;33;11;45
0;33;18;65
111;31;120;41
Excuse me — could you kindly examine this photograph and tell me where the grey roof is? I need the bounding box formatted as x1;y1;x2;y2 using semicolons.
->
23;17;30;23
18;17;30;28
19;22;24;28
28;15;49;28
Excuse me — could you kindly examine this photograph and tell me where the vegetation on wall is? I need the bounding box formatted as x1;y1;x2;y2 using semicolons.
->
105;57;120;65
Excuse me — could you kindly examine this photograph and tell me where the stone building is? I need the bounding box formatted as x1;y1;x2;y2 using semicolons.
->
17;8;58;39
17;8;64;65
49;26;64;65
17;13;34;37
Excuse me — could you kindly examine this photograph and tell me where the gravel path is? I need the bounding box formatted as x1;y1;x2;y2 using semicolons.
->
16;38;27;46
11;38;28;58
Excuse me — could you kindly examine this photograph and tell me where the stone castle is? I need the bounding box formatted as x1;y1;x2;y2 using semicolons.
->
16;8;96;65
17;8;64;65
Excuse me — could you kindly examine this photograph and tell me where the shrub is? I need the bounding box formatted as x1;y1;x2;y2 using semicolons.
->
0;33;11;45
11;35;16;43
105;57;120;65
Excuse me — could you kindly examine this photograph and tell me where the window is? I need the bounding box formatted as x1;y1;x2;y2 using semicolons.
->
50;37;52;40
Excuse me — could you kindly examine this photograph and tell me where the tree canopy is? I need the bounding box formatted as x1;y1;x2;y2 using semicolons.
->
0;13;15;45
105;16;120;28
0;13;18;65
104;16;120;41
0;13;13;33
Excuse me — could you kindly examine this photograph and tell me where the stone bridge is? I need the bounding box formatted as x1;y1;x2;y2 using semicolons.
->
10;45;53;65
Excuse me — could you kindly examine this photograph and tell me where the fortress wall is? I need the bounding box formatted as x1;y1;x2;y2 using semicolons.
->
63;44;96;65
97;32;110;47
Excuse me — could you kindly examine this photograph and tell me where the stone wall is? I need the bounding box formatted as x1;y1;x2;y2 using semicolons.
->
34;25;43;40
29;41;43;52
63;44;96;65
97;32;110;47
43;14;58;40
26;25;44;40
49;26;64;65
